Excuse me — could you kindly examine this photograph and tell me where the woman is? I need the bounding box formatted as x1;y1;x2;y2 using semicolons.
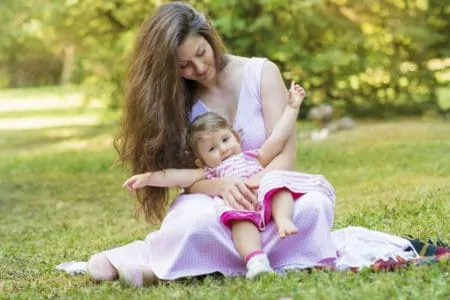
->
87;1;337;286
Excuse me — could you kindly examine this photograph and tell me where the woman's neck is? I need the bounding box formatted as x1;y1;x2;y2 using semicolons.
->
195;55;235;96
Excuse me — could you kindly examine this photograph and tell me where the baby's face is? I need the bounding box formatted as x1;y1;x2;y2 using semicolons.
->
195;128;241;168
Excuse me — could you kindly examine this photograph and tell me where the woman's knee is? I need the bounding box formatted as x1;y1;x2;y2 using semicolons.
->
169;196;219;231
188;207;219;232
294;191;334;220
87;252;117;281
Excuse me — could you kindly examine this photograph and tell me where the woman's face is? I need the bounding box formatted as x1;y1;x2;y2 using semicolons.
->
177;34;216;84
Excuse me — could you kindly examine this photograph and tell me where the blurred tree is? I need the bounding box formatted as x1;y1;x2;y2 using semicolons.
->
0;0;448;117
39;0;157;108
0;0;62;87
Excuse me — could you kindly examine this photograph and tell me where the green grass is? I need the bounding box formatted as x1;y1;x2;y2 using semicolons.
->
0;88;449;299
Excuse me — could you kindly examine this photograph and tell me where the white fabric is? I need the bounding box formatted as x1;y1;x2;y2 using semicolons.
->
332;226;418;270
55;226;418;275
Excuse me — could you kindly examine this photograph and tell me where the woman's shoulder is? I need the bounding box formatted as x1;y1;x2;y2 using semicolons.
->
228;55;250;64
232;56;280;82
260;59;282;86
261;59;280;76
227;55;272;68
224;55;250;72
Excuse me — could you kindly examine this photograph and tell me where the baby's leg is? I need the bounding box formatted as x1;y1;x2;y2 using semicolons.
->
231;220;274;279
271;189;298;238
231;220;262;259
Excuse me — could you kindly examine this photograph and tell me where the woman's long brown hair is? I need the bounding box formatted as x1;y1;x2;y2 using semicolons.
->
114;2;227;225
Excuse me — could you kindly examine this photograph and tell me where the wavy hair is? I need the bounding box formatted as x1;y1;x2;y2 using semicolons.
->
114;2;227;225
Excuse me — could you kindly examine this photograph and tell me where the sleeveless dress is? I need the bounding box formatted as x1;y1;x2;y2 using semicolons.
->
103;57;338;279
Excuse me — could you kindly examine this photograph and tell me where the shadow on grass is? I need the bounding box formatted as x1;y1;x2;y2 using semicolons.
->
0;107;105;119
1;122;117;153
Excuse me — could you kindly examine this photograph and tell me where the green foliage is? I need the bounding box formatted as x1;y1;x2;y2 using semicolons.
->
0;0;448;116
0;0;62;87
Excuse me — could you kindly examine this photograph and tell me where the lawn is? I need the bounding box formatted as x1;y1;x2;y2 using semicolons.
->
0;87;449;299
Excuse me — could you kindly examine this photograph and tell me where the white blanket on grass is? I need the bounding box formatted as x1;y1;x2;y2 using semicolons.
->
331;226;417;270
56;226;418;275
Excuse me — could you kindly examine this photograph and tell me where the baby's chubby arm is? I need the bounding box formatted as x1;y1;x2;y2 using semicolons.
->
123;168;206;193
257;82;305;167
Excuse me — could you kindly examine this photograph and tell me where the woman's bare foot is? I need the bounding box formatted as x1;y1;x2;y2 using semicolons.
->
118;263;158;287
276;218;298;238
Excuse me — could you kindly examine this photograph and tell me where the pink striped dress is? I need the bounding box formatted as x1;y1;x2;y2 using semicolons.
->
205;150;333;232
103;57;338;279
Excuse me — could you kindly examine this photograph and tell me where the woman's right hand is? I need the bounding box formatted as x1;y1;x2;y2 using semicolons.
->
218;177;257;210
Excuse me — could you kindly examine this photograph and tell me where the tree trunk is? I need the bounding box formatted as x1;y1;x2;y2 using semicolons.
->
60;44;75;86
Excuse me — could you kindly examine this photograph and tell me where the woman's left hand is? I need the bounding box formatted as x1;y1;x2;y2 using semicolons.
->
245;176;260;191
245;175;261;210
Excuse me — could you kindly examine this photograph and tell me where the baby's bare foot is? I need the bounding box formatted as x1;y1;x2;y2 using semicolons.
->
276;218;298;238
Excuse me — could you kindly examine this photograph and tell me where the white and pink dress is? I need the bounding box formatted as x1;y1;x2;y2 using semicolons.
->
102;57;338;279
204;150;333;231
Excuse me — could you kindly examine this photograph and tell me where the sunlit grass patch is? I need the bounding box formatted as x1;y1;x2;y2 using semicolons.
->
296;121;450;227
0;93;449;299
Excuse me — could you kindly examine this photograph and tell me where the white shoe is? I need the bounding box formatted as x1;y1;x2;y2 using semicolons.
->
56;261;88;275
245;254;275;279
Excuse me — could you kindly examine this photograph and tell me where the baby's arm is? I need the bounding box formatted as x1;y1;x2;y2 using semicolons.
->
123;168;206;193
257;82;305;167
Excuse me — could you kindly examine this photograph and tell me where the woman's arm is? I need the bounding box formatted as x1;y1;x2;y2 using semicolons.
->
257;82;305;167
247;61;298;187
185;176;256;210
123;168;205;193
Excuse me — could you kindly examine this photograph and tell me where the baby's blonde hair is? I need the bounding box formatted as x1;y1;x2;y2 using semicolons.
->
187;112;236;158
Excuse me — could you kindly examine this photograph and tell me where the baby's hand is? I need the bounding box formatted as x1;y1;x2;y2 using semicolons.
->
287;81;306;109
122;172;153;193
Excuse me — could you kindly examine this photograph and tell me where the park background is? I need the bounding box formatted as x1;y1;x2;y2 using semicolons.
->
1;0;449;299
